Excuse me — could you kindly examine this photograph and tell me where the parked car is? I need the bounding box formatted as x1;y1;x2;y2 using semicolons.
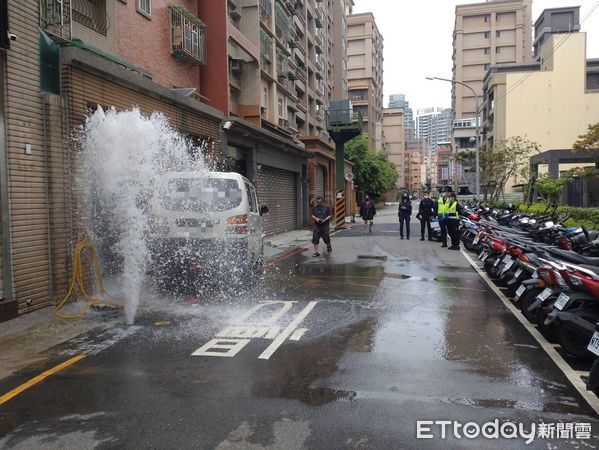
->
147;171;268;291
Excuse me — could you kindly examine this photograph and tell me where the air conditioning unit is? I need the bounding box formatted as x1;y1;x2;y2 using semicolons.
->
230;59;244;73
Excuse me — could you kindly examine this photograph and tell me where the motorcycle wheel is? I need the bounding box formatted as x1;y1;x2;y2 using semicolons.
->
519;287;544;323
484;257;497;277
559;309;597;359
464;237;476;252
536;304;559;343
588;358;599;396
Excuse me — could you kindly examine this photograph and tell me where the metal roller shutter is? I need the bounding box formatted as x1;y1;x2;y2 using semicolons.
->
256;166;297;236
314;165;325;198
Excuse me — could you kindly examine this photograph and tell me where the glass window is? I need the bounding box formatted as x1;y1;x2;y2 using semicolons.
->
484;31;490;38
496;47;501;54
484;48;490;54
245;181;258;213
496;30;501;38
161;178;242;212
250;185;259;213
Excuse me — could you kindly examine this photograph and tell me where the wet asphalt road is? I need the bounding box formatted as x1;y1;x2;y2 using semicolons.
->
2;208;599;449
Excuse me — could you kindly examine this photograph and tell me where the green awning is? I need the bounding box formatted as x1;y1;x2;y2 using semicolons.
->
170;6;206;28
39;29;60;95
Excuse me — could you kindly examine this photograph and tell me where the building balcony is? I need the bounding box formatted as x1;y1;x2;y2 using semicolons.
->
259;0;272;23
296;108;306;123
275;2;293;43
260;28;274;66
315;6;324;28
315;58;323;72
170;6;207;65
40;0;72;41
315;33;323;54
293;47;306;66
294;78;306;95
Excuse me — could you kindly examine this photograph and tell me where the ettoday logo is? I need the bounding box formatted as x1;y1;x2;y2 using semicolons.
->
416;420;592;444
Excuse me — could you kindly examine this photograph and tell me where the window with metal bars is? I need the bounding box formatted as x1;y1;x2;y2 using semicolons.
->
137;0;150;17
170;6;206;64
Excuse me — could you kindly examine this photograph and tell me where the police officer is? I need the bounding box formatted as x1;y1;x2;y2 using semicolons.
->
437;192;449;248
446;192;462;250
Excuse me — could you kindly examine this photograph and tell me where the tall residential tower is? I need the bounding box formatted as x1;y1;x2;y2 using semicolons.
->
346;12;384;150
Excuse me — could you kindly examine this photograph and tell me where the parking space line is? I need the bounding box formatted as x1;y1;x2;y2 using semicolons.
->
461;249;599;416
0;354;86;406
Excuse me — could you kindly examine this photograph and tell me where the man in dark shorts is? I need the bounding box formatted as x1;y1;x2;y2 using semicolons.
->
311;196;332;257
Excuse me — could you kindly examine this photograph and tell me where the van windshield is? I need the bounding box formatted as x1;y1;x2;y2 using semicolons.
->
161;178;243;212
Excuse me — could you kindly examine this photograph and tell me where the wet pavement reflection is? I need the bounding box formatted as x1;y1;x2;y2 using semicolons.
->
1;214;599;448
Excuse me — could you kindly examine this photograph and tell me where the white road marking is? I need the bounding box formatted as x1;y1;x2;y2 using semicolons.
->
216;326;281;339
191;338;250;357
237;301;296;325
461;249;599;416
289;328;308;341
258;302;318;360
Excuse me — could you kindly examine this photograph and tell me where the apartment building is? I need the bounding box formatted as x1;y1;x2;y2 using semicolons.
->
405;138;426;194
346;12;384;150
453;0;532;120
199;0;351;230
416;107;452;154
0;0;228;317
389;94;415;132
382;108;405;190
483;7;599;193
436;145;453;186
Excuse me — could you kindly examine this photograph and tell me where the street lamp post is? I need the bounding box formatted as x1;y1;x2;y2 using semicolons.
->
426;76;480;199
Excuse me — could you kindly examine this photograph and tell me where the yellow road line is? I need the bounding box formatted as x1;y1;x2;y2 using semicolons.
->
0;354;86;406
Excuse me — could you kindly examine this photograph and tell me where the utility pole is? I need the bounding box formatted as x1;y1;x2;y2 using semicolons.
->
426;77;480;199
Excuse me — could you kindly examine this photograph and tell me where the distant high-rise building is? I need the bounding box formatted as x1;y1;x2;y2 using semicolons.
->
416;107;452;154
388;94;414;131
382;108;405;190
347;12;384;149
452;0;533;120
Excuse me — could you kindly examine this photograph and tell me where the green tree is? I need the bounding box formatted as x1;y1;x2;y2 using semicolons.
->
479;136;539;201
344;135;398;195
533;172;573;205
573;123;599;153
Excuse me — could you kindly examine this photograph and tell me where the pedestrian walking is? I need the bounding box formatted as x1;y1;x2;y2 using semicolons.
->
398;193;412;239
437;191;449;247
416;192;436;241
311;196;332;257
446;192;463;250
359;196;377;233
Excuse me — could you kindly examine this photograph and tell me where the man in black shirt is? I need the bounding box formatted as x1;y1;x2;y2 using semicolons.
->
311;196;332;257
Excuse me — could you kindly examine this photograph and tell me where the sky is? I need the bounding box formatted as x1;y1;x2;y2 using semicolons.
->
352;0;599;113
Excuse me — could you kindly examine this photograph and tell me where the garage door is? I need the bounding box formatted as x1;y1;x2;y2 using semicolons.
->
256;165;297;236
314;165;325;198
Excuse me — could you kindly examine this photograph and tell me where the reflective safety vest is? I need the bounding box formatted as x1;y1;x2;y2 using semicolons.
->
447;200;459;220
437;197;448;220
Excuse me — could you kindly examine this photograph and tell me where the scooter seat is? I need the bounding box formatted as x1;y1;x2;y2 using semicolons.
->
547;248;599;267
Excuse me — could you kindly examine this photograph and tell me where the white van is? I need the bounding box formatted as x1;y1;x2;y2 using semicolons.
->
147;171;268;288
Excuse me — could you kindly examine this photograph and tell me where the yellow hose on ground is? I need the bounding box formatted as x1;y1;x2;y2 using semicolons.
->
54;235;123;319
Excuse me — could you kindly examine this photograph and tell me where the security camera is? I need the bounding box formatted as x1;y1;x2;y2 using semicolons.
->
223;121;233;130
8;33;17;42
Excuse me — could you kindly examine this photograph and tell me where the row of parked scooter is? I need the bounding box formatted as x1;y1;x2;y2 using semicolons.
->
459;203;599;394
